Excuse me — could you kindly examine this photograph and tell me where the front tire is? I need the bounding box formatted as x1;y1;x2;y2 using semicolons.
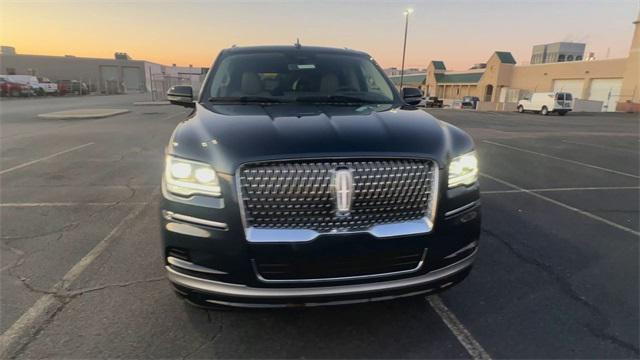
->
541;106;549;116
517;105;524;113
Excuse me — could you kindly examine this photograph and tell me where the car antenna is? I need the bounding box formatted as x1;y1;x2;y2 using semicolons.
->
294;38;301;49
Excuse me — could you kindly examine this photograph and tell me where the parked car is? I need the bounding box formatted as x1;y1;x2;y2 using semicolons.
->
162;45;481;308
461;96;480;109
36;77;58;95
4;75;56;96
56;80;88;95
420;96;443;108
517;92;572;115
0;76;31;97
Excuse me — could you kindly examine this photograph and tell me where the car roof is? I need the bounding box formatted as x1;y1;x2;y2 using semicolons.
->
220;45;370;57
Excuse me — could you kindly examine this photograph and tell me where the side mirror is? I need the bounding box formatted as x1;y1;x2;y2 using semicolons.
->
167;85;194;108
401;87;422;106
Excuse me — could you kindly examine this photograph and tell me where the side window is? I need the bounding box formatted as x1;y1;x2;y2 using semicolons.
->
556;93;565;101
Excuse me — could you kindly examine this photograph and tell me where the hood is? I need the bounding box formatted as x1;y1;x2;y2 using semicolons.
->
169;103;461;174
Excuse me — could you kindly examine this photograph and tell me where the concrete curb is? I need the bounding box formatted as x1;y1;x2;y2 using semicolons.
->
37;109;130;119
133;101;170;106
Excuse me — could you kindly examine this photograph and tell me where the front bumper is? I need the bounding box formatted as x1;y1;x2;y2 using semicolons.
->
161;172;481;307
167;248;476;307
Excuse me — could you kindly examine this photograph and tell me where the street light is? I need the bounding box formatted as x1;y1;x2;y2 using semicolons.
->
399;8;414;90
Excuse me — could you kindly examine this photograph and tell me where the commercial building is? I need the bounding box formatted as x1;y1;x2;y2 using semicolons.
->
144;62;207;99
530;42;585;64
421;14;640;112
384;67;425;76
0;50;147;94
0;48;207;97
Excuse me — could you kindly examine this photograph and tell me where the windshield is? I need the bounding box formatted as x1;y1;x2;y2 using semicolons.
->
206;52;396;104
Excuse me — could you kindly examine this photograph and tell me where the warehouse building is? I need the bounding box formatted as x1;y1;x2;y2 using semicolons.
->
0;50;146;94
419;14;639;112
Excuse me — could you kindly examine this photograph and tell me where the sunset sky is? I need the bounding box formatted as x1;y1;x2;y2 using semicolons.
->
1;0;637;71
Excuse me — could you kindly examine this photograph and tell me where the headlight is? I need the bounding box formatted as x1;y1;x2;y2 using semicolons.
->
164;155;221;197
448;151;478;188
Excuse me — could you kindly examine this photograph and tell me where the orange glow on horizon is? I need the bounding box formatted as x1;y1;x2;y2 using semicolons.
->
0;1;635;72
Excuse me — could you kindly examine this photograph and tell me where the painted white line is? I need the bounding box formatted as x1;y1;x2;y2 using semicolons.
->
561;139;638;154
481;186;640;195
0;202;148;207
483;140;639;179
0;194;155;358
0;143;94;175
481;173;640;236
427;295;492;360
0;295;63;358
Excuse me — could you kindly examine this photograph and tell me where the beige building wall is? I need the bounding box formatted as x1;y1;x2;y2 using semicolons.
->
618;14;640;111
509;58;627;99
477;53;514;102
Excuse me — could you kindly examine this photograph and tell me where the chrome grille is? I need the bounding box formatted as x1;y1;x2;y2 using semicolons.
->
238;159;437;233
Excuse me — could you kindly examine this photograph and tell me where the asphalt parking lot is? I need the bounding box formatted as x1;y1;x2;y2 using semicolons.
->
1;96;638;359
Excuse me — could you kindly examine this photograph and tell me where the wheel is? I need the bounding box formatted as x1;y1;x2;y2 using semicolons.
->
517;105;524;113
558;111;567;116
36;88;45;96
10;89;19;97
541;106;549;115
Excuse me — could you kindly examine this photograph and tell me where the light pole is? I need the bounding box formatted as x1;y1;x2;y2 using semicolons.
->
399;8;413;90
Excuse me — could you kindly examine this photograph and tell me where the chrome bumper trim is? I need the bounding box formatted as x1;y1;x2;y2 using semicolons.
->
166;248;476;299
252;249;428;284
162;210;228;230
167;256;228;275
445;200;480;217
244;217;434;243
444;241;478;259
205;288;442;308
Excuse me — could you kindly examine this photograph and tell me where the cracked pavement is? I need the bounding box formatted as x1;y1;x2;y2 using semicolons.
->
1;96;638;358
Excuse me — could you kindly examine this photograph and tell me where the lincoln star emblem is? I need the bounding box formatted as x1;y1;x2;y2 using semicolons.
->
332;168;354;216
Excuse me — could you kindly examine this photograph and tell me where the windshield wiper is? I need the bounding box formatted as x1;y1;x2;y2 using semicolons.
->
208;96;289;104
295;95;391;105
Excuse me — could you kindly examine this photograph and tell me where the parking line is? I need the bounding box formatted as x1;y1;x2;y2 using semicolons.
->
428;296;492;360
0;143;94;175
0;196;153;358
481;186;640;195
481;173;640;236
0;202;148;207
561;139;639;155
483;140;639;179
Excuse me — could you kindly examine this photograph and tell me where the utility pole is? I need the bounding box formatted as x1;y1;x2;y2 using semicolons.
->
399;8;413;90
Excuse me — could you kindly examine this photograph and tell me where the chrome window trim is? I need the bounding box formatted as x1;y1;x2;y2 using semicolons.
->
165;248;476;299
234;157;440;243
252;249;428;283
